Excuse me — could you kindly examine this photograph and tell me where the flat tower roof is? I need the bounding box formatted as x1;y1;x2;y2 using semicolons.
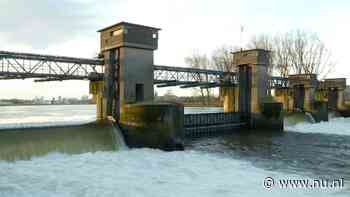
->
97;22;161;32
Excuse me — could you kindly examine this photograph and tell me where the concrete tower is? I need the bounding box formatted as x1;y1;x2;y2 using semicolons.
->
97;22;160;120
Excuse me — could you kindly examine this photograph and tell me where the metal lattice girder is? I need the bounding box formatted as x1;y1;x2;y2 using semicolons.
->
154;80;177;84
0;51;103;65
0;50;292;90
153;65;238;86
181;82;237;89
0;51;104;81
268;76;289;89
200;82;237;89
34;77;87;82
180;82;216;89
156;81;198;88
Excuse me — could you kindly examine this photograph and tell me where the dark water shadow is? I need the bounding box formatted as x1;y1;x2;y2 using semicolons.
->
186;130;350;182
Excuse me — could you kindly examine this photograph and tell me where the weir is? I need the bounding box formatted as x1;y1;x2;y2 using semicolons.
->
0;121;122;161
1;21;350;152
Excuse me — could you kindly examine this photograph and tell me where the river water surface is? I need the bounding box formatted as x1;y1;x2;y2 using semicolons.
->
0;105;349;197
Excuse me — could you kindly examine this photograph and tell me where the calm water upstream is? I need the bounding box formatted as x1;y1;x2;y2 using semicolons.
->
0;105;349;197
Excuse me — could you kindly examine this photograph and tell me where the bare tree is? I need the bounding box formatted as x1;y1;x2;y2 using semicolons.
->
289;30;334;79
185;53;212;105
273;33;294;77
211;45;239;72
249;30;335;78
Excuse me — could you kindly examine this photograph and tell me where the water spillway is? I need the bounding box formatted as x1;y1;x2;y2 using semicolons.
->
284;112;316;126
0;105;223;161
0;121;124;161
0;105;349;196
2;113;350;197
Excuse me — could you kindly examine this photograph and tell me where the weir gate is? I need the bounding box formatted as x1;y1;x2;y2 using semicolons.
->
1;22;349;150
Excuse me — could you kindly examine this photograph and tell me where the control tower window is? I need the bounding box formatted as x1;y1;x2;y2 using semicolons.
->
152;33;157;39
111;29;123;37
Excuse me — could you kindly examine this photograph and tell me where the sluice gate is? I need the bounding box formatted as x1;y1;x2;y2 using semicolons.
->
184;112;244;137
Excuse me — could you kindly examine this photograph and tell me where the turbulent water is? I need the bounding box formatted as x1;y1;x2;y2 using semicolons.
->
0;105;349;196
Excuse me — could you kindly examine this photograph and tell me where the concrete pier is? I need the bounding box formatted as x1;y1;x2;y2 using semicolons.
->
274;76;349;121
89;80;107;120
220;86;239;112
119;102;184;150
219;49;284;131
98;22;160;121
273;88;293;112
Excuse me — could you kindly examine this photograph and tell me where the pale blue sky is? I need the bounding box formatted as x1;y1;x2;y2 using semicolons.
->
0;0;349;98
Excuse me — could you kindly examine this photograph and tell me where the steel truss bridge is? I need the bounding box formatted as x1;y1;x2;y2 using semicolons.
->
0;50;288;88
154;65;238;89
0;51;104;82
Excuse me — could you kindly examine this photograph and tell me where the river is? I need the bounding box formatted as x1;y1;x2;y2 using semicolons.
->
0;105;349;196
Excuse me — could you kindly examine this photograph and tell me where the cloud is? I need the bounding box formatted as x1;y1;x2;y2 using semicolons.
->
0;0;104;48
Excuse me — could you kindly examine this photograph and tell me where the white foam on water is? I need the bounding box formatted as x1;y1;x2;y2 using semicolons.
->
0;149;345;197
286;117;350;136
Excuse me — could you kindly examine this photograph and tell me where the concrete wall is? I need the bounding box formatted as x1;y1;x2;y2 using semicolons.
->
89;80;107;120
119;47;154;105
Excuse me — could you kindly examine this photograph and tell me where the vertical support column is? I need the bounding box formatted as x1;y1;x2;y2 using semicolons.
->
102;48;121;121
250;63;269;114
328;88;338;110
89;80;106;121
104;49;117;117
95;94;106;120
337;89;345;110
238;65;252;122
114;48;121;121
304;85;316;112
293;85;304;111
220;86;238;112
118;47;154;106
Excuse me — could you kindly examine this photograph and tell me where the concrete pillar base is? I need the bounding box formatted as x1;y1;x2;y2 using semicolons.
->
251;102;284;131
119;102;184;151
90;80;107;121
310;101;328;122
